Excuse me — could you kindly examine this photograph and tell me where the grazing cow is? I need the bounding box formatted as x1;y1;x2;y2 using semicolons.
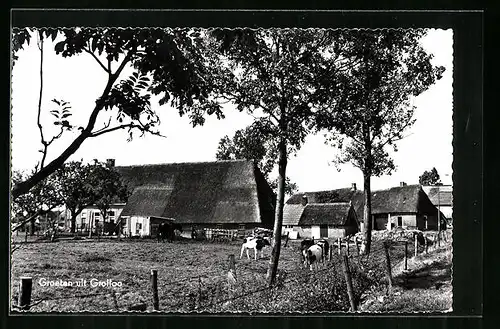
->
305;244;324;270
157;222;183;242
240;236;271;260
300;238;315;265
315;239;330;262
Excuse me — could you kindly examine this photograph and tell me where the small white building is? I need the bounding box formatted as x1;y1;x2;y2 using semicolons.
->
75;203;126;234
118;186;175;237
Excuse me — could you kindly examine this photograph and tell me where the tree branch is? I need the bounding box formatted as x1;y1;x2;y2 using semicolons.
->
36;34;48;170
83;44;110;74
12;49;135;200
89;123;165;138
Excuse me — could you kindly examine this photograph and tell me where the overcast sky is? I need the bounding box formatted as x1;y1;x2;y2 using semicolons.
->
11;28;453;194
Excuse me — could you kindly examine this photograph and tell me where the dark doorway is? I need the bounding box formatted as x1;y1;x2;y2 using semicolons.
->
320;224;328;238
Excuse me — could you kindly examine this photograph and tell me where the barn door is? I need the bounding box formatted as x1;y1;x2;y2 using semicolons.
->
320;224;328;238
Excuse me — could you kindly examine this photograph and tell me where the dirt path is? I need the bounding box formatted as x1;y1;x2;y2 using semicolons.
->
358;245;453;313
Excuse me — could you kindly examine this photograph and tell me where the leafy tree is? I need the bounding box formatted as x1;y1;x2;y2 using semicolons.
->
11;27;227;199
215;124;298;196
86;161;129;237
11;170;63;235
52;160;96;233
315;30;445;254
209;29;348;285
419;167;442;185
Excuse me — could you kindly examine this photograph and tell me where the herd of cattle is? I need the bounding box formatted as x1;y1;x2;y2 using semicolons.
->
155;225;330;271
239;235;330;270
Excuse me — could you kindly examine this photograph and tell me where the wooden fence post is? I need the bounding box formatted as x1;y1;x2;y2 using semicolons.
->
341;255;356;312
150;269;159;311
414;233;418;258
404;241;408;271
227;254;237;286
383;242;393;292
25;229;28;243
284;232;289;248
18;277;33;310
337;238;341;255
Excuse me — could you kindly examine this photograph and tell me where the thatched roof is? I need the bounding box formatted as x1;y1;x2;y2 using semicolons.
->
284;188;364;225
283;204;306;226
285;184;438;224
120;186;173;218
298;202;354;226
116;160;275;225
371;185;421;213
422;185;453;206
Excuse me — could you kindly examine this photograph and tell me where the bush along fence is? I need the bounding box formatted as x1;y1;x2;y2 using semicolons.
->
12;230;451;313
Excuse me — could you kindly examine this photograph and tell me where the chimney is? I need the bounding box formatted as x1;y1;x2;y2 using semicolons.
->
301;195;308;206
351;183;357;191
400;182;407;187
106;158;115;167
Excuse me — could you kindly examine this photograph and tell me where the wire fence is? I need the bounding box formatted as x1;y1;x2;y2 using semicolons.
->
12;229;452;313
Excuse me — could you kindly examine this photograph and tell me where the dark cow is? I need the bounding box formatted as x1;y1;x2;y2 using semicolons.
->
315;239;330;262
300;238;315;264
157;222;183;242
240;236;271;260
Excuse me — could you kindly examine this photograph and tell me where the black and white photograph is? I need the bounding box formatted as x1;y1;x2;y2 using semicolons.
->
10;23;455;314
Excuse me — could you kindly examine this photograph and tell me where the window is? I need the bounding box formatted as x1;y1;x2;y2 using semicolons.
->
81;211;87;219
136;223;142;234
239;224;246;230
94;212;101;219
397;217;402;227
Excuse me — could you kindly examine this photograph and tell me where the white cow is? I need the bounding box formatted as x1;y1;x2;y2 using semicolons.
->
240;236;271;260
304;244;324;271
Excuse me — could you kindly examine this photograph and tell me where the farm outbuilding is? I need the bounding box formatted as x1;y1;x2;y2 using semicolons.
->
283;184;363;239
74;203;126;235
297;202;359;239
368;183;440;231
115;159;276;236
422;185;453;224
284;182;441;236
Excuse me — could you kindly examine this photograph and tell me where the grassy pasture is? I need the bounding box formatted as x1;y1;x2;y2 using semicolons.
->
10;231;452;313
11;238;307;312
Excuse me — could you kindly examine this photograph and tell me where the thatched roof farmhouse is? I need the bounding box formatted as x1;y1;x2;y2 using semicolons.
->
284;182;441;238
422;185;453;220
115;160;276;236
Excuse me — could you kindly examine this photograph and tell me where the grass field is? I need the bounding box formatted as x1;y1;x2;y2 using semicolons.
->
11;238;307;312
10;231;452;313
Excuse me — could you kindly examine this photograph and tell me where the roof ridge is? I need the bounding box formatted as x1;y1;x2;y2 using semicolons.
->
133;185;174;190
298;187;363;194
308;202;351;206
116;159;253;168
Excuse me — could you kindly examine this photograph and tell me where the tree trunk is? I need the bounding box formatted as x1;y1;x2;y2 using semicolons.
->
89;216;93;238
70;214;77;234
360;170;372;255
30;218;36;236
266;139;287;286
